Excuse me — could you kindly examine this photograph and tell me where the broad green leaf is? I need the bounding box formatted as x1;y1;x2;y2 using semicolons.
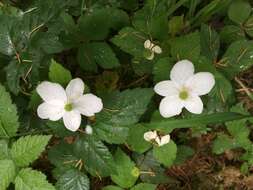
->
153;141;177;167
220;25;245;44
0;19;15;56
170;32;200;61
244;15;253;37
174;145;195;165
222;40;253;78
15;168;55;190
130;183;156;190
168;16;185;36
89;42;120;69
111;27;146;57
11;135;51;167
102;186;123;190
212;134;239;154
228;0;251;24
0;140;9;159
49;59;72;86
152;57;173;83
200;24;220;62
0;83;19;138
77;44;97;72
0;160;16;190
56;169;90;190
74;136;115;177
126;124;152;153
95;88;154;144
111;149;139;188
145;112;251;133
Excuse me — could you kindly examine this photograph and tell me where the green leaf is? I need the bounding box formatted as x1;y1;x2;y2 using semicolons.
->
78;9;110;40
0;83;19;138
126;124;152;153
152;57;173;83
145;112;251;133
15;168;55;190
170;32;200;61
10;135;51;167
130;183;157;190
168;16;185;36
74;136;115;177
200;24;220;62
228;0;251;24
212;134;239;154
95;89;154;144
111;27;146;57
49;59;72;86
102;186;123;190
89;42;120;69
174;145;195;165
153;141;177;167
77;44;97;72
220;25;245;44
56;169;90;190
222;40;253;78
0;160;16;190
244;15;253;37
111;149;139;188
0;140;9;159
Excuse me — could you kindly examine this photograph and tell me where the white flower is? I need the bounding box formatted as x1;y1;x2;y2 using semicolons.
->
144;39;162;60
85;125;93;135
36;78;103;132
154;60;215;118
144;130;170;147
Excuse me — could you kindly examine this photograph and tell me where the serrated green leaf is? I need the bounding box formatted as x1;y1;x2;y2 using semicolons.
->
49;59;72;86
111;148;139;188
130;183;156;190
74;136;115;177
145;112;251;133
153;140;177;167
127;124;152;153
212;134;239;154
222;40;253;78
15;168;55;190
228;0;251;24
56;169;89;190
95;89;154;144
0;160;16;190
0;83;19;138
11;135;51;167
0;140;9;159
170;32;200;61
111;27;146;57
89;42;120;69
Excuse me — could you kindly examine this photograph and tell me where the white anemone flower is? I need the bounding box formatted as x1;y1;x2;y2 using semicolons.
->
144;39;162;60
154;60;215;118
144;130;170;147
36;78;103;132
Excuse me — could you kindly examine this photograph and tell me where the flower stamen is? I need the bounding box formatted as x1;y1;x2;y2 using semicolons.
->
179;90;188;100
64;103;73;111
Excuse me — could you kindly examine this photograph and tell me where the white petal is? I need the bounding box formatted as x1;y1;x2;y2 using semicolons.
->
159;135;170;146
185;72;215;96
155;137;161;146
146;51;155;60
66;78;84;101
153;45;162;54
154;80;179;97
144;40;152;49
144;131;157;142
63;111;81;132
85;125;93;135
37;102;64;121
159;96;183;118
170;60;194;85
184;95;203;114
74;93;103;117
36;81;67;105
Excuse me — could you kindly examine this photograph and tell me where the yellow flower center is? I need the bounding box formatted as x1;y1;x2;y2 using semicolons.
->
179;90;188;100
64;103;73;111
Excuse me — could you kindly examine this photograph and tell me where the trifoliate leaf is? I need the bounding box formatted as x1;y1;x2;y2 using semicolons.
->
56;169;90;190
10;135;51;167
0;83;19;138
111;148;139;188
49;59;72;86
15;168;55;190
153;140;177;167
0;160;16;190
